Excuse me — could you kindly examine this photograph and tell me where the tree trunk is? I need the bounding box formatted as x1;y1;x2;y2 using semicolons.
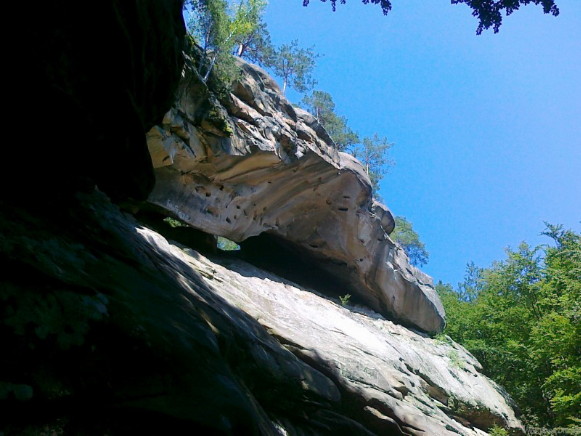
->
203;54;218;83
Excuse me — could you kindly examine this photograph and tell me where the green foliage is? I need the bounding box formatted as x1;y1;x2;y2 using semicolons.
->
270;40;319;94
185;0;320;95
488;425;509;436
339;294;351;306
186;0;266;85
302;0;559;34
207;107;234;135
301;90;359;151
448;349;465;369
434;332;453;345
217;236;240;251
456;261;483;302
303;0;392;15
233;1;275;66
351;133;394;196
438;224;581;428
391;216;429;267
163;217;189;228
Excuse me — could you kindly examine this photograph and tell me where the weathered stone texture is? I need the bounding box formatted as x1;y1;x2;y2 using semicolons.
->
147;60;445;333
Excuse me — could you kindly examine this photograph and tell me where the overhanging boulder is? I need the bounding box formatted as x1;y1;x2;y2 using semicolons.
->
147;59;445;333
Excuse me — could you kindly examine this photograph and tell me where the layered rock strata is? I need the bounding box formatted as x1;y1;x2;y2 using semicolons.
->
147;60;444;333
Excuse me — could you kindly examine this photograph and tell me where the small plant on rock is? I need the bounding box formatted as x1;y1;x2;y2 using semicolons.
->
488;425;509;436
339;294;351;306
448;350;465;369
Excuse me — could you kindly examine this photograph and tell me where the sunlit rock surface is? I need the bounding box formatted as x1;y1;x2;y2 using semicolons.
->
147;59;444;333
0;192;523;434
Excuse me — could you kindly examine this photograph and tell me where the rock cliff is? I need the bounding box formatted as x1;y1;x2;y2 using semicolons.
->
1;2;524;435
0;191;523;435
146;59;444;334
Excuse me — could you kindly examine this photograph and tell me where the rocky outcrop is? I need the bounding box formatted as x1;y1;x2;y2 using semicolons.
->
0;191;523;435
146;59;445;333
3;2;524;434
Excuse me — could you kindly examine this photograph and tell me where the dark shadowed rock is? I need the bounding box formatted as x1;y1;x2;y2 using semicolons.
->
7;0;185;201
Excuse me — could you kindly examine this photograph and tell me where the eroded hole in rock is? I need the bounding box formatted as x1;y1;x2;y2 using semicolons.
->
134;208;217;255
239;233;360;302
217;236;240;251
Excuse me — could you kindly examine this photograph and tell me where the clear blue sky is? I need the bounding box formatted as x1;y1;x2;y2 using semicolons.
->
263;0;581;287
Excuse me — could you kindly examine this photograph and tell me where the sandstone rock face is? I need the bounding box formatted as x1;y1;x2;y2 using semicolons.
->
147;60;445;333
0;192;523;435
189;250;525;436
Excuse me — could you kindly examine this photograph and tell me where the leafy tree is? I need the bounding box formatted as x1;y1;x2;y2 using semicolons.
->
300;91;395;200
302;0;559;34
438;224;581;429
456;261;484;302
186;0;265;83
234;6;275;67
300;91;394;198
270;40;319;94
351;133;394;195
301;90;359;151
391;216;429;267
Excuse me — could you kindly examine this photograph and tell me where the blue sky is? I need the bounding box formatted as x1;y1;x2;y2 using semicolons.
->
263;0;581;287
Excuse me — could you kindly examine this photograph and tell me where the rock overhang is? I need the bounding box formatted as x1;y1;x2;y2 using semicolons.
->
146;57;446;334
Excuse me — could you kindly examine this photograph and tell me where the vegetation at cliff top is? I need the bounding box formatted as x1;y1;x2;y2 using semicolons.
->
300;90;359;152
269;40;319;94
438;223;580;431
185;0;319;94
300;90;394;197
392;216;429;267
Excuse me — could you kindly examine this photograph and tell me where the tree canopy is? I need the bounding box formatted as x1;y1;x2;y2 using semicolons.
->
391;216;429;267
300;90;394;199
270;40;319;94
301;90;359;151
437;224;580;430
186;1;321;94
186;0;264;83
302;0;560;34
351;133;394;195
